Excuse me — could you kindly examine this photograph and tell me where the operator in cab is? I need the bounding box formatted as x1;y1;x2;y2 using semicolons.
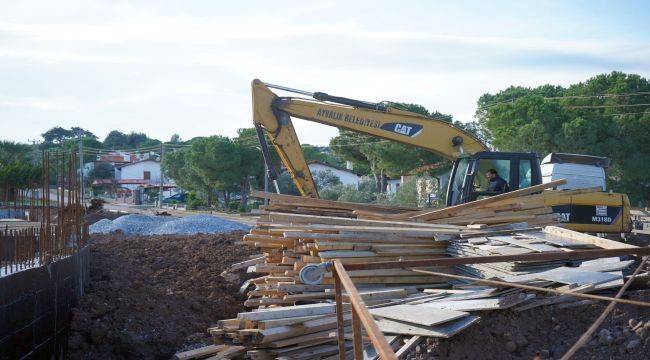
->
486;169;509;194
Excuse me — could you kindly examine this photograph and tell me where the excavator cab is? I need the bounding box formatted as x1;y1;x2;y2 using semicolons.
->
446;151;542;206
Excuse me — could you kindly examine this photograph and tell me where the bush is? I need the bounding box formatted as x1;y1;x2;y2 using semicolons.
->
228;201;240;212
319;184;345;200
320;180;377;203
391;178;418;207
187;191;205;210
313;170;342;188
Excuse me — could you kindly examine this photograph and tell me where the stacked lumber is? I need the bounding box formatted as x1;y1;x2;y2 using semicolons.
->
209;228;635;359
252;180;577;228
252;190;417;218
241;212;465;308
203;186;641;359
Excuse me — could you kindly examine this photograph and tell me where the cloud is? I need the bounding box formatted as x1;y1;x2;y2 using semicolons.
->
0;95;81;111
0;2;648;145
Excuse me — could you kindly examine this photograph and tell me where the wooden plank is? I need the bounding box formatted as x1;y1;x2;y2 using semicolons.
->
237;304;337;321
333;261;398;360
543;226;636;249
258;314;331;330
174;345;225;360
369;305;468;326
250;190;417;212
204;345;246;359
226;256;266;271
294;224;468;235
268;327;343;348
342;246;650;271
409;268;650;308
418;294;532;311
395;336;423;359
375;316;480;337
284;231;436;243
487;235;558;252
257;314;352;343
267;212;462;229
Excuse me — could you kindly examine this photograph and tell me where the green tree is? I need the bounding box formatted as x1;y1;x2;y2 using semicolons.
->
476;71;650;204
187;136;241;206
313;170;342;189
89;162;114;180
330;103;452;193
0;141;33;167
103;130;161;150
233;128;265;208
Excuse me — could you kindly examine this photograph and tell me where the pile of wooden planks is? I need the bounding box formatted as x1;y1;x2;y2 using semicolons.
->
241;212;465;308
200;186;643;359
207;223;637;358
252;180;589;228
252;190;417;218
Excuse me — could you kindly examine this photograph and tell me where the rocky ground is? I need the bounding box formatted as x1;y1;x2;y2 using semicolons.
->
67;231;257;360
404;289;649;359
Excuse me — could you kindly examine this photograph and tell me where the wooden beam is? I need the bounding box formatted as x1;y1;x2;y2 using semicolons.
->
333;260;398;360
408;179;567;221
544;226;636;249
250;190;417;212
341;246;650;271
267;212;461;229
174;345;225;360
408;268;650;308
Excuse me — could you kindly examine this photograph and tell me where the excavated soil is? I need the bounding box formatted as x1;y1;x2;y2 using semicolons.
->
67;231;256;360
409;288;650;360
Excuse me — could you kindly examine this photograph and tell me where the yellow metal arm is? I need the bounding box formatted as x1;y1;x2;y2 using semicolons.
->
252;79;487;198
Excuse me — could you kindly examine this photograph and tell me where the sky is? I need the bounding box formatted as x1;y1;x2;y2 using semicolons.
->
1;0;649;146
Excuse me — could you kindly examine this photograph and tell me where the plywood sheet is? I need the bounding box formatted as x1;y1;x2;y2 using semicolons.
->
375;315;480;337
369;304;468;326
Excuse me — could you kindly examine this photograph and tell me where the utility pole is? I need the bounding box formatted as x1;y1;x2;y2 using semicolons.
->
77;131;84;203
159;143;164;208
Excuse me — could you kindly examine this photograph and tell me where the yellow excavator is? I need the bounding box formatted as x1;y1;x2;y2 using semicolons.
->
251;79;631;233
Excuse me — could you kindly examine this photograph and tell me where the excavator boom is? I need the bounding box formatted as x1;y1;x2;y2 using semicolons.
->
252;79;487;198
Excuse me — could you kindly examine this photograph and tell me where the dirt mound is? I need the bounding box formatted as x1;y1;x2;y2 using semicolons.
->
67;231;256;360
410;290;650;359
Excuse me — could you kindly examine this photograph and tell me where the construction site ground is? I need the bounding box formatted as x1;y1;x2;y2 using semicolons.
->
67;212;650;359
415;288;650;359
67;227;256;359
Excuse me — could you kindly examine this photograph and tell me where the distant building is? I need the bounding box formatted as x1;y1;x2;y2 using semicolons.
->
114;159;160;189
386;178;402;194
307;161;361;187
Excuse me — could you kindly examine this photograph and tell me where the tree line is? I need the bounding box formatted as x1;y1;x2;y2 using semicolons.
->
1;71;648;206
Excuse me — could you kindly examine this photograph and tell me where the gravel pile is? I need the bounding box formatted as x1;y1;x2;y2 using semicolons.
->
89;214;250;235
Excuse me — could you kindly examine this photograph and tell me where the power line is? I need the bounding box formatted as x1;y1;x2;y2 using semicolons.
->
566;103;650;109
477;91;650;110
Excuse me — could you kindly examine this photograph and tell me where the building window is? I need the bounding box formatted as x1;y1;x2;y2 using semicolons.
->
143;171;151;180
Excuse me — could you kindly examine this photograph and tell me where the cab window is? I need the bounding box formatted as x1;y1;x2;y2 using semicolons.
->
474;159;511;190
470;159;511;200
519;159;533;189
448;158;469;206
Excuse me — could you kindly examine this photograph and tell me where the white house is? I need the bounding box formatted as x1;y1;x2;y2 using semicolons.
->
115;160;162;190
307;161;361;187
386;178;402;194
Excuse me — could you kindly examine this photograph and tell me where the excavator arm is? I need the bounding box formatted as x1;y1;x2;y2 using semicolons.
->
252;79;487;198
